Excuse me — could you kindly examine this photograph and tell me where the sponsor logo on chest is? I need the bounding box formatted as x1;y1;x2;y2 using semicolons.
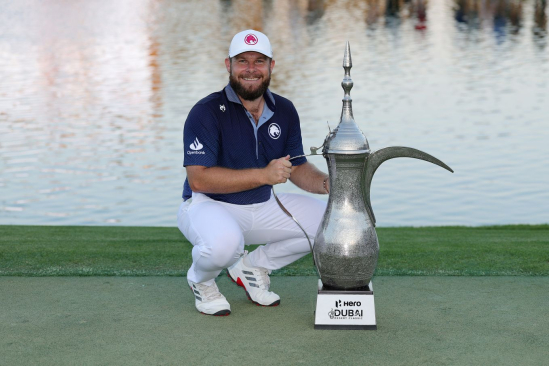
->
268;123;281;139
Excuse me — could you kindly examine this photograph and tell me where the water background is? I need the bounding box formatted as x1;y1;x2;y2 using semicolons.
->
1;0;548;227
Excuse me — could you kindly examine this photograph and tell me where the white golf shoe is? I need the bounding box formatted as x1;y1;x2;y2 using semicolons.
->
188;279;231;316
227;251;280;306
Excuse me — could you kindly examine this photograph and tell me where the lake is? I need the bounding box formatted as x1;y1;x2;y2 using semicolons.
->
1;0;548;227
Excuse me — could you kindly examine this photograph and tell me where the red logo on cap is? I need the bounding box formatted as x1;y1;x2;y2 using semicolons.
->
244;34;258;45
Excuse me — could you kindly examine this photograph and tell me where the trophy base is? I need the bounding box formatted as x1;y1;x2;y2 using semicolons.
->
314;279;376;330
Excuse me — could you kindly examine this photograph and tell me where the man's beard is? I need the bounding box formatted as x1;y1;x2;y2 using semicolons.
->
229;70;271;101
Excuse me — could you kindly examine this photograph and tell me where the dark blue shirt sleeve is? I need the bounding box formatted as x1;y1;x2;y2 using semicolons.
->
183;103;219;167
283;102;307;166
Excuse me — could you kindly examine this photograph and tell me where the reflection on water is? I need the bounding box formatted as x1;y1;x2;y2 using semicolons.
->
455;0;548;46
0;0;548;227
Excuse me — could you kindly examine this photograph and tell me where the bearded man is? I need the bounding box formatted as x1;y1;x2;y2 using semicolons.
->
178;30;329;316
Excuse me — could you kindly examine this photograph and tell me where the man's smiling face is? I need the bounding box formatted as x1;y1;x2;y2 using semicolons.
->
226;52;275;101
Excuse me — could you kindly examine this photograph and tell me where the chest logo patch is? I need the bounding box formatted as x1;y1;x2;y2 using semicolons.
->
190;138;203;151
220;104;225;112
268;123;281;140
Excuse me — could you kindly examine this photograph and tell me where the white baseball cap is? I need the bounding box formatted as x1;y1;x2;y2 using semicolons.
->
228;29;273;58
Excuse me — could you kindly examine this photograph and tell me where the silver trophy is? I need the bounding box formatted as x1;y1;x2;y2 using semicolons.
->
313;42;453;329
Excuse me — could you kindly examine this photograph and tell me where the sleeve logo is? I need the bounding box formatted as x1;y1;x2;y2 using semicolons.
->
187;138;205;155
189;137;203;151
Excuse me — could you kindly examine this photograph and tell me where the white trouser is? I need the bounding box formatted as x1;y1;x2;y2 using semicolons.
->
177;192;326;285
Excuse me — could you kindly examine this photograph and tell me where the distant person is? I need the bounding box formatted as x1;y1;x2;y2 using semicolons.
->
178;30;328;316
534;0;547;39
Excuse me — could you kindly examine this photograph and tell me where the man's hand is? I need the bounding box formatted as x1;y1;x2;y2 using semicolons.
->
264;155;292;185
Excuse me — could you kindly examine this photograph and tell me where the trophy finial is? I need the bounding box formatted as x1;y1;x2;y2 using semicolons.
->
323;41;369;154
341;41;353;119
343;41;352;68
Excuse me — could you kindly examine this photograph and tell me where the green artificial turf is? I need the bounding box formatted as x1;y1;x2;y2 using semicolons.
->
0;224;548;276
3;276;549;366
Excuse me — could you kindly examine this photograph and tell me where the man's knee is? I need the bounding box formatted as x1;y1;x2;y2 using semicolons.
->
204;230;244;269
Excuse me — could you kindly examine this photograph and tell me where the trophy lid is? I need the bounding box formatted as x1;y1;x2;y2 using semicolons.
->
325;42;370;155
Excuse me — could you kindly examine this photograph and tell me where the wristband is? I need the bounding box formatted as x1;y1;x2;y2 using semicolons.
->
323;177;329;194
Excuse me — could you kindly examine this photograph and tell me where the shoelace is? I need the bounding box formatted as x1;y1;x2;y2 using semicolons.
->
254;267;271;290
195;282;224;301
247;267;271;291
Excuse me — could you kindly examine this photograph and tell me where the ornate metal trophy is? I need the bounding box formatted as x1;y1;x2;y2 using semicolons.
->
313;42;453;330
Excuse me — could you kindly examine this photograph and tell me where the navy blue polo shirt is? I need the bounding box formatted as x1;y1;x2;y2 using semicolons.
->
182;84;307;204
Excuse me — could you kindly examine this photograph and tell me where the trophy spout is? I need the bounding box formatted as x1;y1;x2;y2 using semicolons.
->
363;146;454;226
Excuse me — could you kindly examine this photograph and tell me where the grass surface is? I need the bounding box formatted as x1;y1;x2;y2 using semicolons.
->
3;276;548;366
1;224;548;276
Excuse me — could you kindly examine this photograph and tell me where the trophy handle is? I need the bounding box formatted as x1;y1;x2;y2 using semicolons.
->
362;146;454;226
